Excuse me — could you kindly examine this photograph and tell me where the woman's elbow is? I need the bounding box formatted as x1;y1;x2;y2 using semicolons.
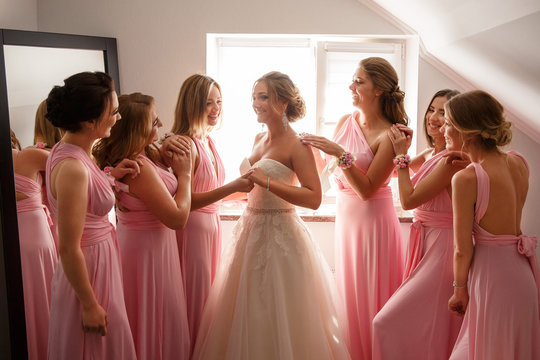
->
164;209;190;230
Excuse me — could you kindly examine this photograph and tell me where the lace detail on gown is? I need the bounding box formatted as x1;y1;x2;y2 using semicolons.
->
193;158;350;360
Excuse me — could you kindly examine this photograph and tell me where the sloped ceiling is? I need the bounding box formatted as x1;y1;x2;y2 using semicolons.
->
360;0;540;141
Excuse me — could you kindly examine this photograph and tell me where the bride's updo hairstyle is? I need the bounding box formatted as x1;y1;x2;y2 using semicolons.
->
255;71;306;123
45;71;115;132
444;90;512;150
359;57;408;126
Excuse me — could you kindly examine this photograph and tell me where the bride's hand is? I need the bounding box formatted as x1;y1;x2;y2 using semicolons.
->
247;167;268;188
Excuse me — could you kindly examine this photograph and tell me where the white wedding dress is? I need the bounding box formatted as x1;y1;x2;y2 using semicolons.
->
192;158;350;360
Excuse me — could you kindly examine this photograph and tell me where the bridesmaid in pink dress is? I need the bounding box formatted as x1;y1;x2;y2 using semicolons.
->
372;89;464;360
93;92;192;359
11;130;58;360
161;74;253;354
302;57;408;360
446;90;540;359
45;72;138;359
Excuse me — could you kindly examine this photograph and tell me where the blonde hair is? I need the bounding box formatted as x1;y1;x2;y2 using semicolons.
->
172;74;222;137
254;71;306;123
445;90;512;149
11;129;21;150
359;57;408;125
34;100;64;147
93;92;160;168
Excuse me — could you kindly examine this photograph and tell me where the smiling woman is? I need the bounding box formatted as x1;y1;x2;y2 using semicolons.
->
0;29;121;359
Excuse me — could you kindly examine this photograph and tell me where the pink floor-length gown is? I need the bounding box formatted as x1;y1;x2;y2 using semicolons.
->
450;154;540;360
13;160;58;360
333;112;404;360
372;149;462;359
192;158;350;360
116;155;190;360
46;143;136;360
176;136;225;354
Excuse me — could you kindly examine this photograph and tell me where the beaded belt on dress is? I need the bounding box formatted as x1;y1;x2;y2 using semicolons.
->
246;206;295;214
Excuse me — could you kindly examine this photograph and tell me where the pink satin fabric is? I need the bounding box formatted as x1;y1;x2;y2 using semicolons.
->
176;136;225;355
450;155;540;360
46;142;136;360
333;112;404;360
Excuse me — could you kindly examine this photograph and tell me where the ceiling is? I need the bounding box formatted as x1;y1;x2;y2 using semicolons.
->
360;0;540;141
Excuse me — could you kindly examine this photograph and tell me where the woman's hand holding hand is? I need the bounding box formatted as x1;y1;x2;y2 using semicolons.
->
231;172;255;193
246;167;268;188
387;124;412;155
299;133;344;157
448;289;469;317
111;158;143;179
82;303;108;336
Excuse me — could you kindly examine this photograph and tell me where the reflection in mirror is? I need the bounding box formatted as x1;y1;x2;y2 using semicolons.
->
5;45;105;148
0;29;120;359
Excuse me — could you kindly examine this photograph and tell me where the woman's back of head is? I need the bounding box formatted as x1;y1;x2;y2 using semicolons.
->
34;99;64;147
45;71;114;133
444;90;512;150
359;57;408;126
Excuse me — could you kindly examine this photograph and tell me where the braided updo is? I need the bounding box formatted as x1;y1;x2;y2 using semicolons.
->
255;71;306;123
445;90;512;149
45;71;115;132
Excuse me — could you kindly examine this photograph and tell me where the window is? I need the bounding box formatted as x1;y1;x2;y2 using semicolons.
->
207;34;418;214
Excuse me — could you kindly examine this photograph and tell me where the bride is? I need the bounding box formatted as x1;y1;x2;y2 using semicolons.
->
192;71;351;360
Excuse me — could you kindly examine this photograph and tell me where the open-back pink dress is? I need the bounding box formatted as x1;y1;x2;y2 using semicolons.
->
116;155;190;360
46;143;136;359
13;150;58;360
372;149;462;359
450;154;540;359
175;136;225;354
333;112;404;360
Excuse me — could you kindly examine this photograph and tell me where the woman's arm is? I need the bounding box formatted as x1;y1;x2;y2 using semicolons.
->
54;159;108;335
123;153;192;229
448;168;476;316
191;174;253;210
247;140;322;210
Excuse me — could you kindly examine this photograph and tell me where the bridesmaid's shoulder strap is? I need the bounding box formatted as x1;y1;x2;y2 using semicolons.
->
469;162;489;223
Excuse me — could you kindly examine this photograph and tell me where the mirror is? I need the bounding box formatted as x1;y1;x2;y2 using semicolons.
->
0;29;120;359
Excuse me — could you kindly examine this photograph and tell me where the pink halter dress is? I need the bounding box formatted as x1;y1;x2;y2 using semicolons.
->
450;153;540;359
46;142;136;359
13;149;58;360
175;136;225;354
116;155;190;360
332;111;404;360
372;149;462;359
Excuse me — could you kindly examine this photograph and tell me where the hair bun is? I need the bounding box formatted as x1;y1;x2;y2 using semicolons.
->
45;86;67;127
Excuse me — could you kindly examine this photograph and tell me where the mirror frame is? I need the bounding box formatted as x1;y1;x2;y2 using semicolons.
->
0;29;120;359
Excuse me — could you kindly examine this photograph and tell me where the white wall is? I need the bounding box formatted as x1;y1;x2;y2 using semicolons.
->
35;0;402;127
0;0;37;30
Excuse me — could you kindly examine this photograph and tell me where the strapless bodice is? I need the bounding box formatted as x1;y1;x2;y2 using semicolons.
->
246;158;297;210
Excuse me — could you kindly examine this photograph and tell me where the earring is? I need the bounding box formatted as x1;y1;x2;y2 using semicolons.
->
282;110;288;129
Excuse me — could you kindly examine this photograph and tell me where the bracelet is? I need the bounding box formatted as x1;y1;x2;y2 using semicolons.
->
266;176;270;191
158;132;175;144
452;281;466;289
103;166;112;176
337;151;355;169
393;154;411;169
